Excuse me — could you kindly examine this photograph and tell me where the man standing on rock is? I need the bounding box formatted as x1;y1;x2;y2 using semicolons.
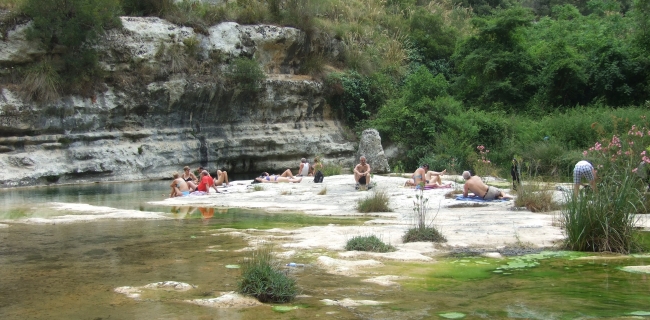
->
354;156;371;189
462;171;512;200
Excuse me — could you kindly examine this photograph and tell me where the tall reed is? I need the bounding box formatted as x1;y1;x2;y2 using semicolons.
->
562;169;643;253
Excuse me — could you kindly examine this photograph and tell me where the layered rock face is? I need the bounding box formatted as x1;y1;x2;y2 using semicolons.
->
0;17;356;187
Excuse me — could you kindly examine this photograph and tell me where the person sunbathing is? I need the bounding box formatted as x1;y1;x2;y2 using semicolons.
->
405;165;449;188
425;169;446;185
462;171;512;199
255;170;302;183
213;169;230;187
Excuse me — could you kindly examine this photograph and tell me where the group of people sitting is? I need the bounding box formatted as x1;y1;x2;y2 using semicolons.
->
169;156;518;201
169;166;230;197
402;162;511;200
253;157;324;183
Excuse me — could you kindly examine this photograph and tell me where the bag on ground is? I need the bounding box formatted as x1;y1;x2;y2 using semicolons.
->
314;170;324;183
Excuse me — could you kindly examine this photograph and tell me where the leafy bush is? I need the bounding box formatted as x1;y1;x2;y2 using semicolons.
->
345;235;395;252
227;57;266;92
20;0;121;98
357;190;391;213
122;0;175;16
325;71;373;127
408;8;458;63
237;246;298;303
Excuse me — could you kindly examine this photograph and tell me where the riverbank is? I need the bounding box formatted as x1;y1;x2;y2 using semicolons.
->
6;174;649;257
152;174;566;257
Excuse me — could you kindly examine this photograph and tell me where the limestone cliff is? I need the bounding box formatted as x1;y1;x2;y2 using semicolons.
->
0;17;356;187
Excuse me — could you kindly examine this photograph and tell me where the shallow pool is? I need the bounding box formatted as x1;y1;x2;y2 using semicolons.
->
1;182;649;319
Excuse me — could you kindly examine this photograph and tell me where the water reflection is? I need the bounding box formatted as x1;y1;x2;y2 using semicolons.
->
0;181;169;219
169;206;218;221
2;220;650;319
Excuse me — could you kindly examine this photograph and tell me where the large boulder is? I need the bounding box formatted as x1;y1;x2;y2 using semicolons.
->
357;129;390;174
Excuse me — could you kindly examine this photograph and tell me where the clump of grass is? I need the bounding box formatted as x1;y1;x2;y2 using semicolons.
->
345;235;395;252
514;182;562;212
19;58;60;103
562;171;642;253
318;187;327;195
280;189;292;195
357;190;391;213
237;246;297;303
322;162;342;176
403;189;446;243
253;185;264;191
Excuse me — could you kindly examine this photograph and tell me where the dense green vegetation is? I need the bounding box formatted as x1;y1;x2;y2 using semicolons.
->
2;0;649;180
345;235;396;252
237;246;298;303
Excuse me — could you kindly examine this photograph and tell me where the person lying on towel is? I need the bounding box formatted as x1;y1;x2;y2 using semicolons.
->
462;171;513;200
405;164;451;189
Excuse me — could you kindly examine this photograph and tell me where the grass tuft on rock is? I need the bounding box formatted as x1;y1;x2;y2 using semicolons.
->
357;190;391;213
237;246;297;303
345;235;395;252
403;189;446;243
514;182;561;212
403;226;446;243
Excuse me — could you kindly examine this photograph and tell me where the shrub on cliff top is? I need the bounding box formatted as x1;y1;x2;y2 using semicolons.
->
227;57;266;93
19;0;122;99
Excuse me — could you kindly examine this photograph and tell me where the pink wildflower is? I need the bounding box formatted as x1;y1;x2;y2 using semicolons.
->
633;168;638;173
583;151;588;157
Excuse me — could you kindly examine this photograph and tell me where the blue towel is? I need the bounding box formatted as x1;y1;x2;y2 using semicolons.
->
455;195;511;202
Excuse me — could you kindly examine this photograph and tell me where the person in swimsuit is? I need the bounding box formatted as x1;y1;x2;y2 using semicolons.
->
213;169;230;187
425;168;446;185
406;164;427;188
182;166;198;190
405;165;450;189
298;158;310;176
310;157;323;176
462;171;512;200
170;172;191;197
255;170;302;183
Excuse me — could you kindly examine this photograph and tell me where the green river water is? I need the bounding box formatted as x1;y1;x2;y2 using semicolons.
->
1;181;649;319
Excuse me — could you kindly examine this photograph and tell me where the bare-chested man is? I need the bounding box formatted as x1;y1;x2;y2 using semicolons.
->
354;156;371;187
462;171;512;200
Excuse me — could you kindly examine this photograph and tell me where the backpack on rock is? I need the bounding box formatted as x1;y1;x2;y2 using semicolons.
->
313;170;324;183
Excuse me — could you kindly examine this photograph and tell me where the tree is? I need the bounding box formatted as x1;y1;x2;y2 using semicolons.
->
452;6;536;111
